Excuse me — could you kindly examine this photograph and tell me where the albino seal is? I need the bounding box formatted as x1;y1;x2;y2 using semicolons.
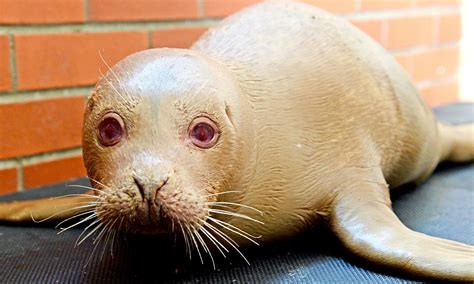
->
1;1;473;281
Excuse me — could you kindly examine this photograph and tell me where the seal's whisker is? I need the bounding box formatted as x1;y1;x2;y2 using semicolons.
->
98;50;133;98
110;230;117;258
66;184;103;194
57;212;97;234
55;210;96;229
204;191;243;198
206;202;264;216
203;222;251;265
203;222;239;247
207;204;235;211
208;216;262;242
76;219;104;247
47;193;99;200
84;220;110;268
93;221;110;246
179;222;191;259
208;209;265;225
194;228;216;269
199;226;229;257
88;178;113;190
100;218;118;260
186;224;204;264
99;68;128;102
31;204;96;223
111;217;125;257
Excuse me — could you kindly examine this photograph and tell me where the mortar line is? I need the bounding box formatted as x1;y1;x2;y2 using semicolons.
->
434;14;441;45
147;30;153;48
388;41;459;55
0;87;92;104
0;19;221;35
354;0;361;12
7;34;18;92
17;159;23;192
197;0;205;18
343;6;460;21
416;75;458;89
84;0;90;22
0;147;83;166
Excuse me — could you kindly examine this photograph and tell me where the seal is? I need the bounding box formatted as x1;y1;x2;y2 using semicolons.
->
1;0;473;281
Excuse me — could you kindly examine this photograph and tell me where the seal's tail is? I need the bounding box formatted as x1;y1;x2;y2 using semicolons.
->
439;122;474;162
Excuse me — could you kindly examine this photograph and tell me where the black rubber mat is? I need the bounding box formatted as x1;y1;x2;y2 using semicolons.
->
0;103;473;283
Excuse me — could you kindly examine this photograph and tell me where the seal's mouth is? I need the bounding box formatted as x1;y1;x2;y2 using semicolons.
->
63;179;264;268
93;176;210;236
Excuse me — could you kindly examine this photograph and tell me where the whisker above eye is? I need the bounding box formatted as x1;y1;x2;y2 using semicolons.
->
98;50;133;99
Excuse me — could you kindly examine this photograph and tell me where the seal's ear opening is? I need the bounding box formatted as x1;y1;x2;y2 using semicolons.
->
85;91;98;113
225;104;236;128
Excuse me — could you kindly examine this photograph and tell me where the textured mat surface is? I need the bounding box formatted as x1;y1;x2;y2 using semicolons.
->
0;103;473;283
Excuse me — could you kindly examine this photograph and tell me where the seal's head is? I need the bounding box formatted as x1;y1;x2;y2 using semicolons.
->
82;49;254;234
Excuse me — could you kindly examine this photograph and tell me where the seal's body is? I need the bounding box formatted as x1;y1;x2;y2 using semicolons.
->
1;1;473;281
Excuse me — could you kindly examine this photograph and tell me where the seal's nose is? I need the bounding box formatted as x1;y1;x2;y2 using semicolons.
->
133;175;168;201
131;155;173;202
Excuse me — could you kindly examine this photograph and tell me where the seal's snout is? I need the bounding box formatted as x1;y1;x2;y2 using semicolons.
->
132;173;169;202
131;156;173;200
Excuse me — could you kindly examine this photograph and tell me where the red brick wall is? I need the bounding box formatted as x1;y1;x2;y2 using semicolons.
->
0;0;462;193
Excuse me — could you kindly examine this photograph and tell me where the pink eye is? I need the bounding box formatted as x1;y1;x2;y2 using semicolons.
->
189;117;219;149
98;113;125;146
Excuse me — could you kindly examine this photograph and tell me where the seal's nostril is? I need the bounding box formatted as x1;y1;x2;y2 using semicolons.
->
134;177;145;200
157;177;168;192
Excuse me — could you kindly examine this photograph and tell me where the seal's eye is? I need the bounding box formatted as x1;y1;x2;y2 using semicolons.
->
98;113;125;146
189;117;219;149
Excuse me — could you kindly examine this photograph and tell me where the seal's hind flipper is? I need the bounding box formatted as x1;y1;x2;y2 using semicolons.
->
439;122;474;162
0;191;96;223
330;178;474;281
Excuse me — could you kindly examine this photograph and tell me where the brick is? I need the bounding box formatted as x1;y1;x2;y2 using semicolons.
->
420;81;458;106
302;0;357;13
351;19;384;44
0;167;17;194
394;53;414;77
439;13;461;43
386;16;436;49
203;0;356;17
0;96;85;159
23;155;86;189
89;0;198;22
204;0;261;17
359;0;414;10
415;0;459;7
15;32;148;90
0;0;84;24
412;47;459;82
0;36;11;92
152;27;207;48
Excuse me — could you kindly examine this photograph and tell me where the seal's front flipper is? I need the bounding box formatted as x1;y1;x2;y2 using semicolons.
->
330;180;474;281
0;191;96;223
